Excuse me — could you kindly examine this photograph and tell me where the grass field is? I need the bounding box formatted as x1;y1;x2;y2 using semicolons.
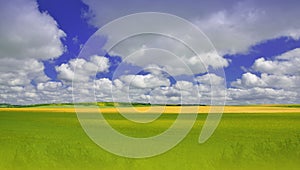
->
0;106;300;169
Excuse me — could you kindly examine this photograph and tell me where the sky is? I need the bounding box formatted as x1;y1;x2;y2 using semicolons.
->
0;0;300;105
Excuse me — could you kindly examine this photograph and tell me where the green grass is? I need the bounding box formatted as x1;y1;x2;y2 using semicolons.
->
0;111;299;170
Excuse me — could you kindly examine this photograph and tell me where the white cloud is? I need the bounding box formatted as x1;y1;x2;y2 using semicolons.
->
0;58;69;105
120;74;170;89
1;70;225;105
37;81;63;91
74;73;226;105
232;73;299;90
174;81;194;90
56;55;110;82
231;72;267;88
195;73;225;86
252;49;300;75
0;58;49;87
229;48;300;104
100;73;225;104
228;87;297;104
0;0;66;59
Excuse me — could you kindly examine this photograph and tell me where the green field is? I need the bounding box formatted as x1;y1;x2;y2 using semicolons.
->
0;109;300;170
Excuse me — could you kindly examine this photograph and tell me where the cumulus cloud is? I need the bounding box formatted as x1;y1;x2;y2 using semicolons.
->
229;48;300;104
56;55;110;82
252;48;300;75
93;73;226;104
228;87;297;104
232;73;299;90
1;81;74;105
0;58;57;104
231;72;267;88
0;58;49;85
72;72;226;105
0;57;81;105
0;0;66;59
36;81;72;103
120;74;170;89
195;73;225;86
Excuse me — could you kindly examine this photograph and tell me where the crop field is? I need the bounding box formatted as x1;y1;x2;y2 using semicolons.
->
0;105;300;170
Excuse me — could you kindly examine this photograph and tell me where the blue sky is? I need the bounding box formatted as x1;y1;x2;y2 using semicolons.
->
0;0;300;105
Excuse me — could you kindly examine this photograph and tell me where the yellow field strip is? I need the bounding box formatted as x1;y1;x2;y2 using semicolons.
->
1;106;300;114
